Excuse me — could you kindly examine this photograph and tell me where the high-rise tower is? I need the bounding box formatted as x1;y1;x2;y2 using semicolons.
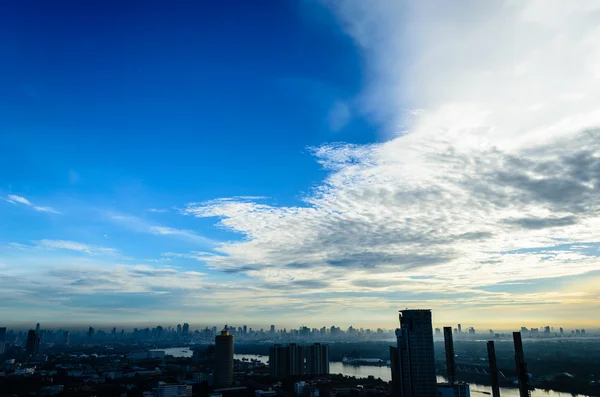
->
394;309;437;397
487;341;500;397
443;326;456;384
513;332;530;397
26;329;40;356
214;326;234;388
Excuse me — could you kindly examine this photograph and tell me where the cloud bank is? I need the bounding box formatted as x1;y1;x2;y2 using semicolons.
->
176;0;600;321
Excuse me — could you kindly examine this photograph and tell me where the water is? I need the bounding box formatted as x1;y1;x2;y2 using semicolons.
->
161;350;588;397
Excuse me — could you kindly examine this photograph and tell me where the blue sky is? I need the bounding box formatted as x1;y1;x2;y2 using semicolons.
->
2;1;600;329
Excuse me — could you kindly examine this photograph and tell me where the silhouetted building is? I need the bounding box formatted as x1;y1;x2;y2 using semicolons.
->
444;327;456;384
457;324;462;334
394;309;436;397
88;327;94;338
35;323;40;336
487;341;500;397
0;327;6;354
437;382;471;397
513;332;530;397
390;346;400;396
214;326;234;388
26;330;40;356
269;343;329;378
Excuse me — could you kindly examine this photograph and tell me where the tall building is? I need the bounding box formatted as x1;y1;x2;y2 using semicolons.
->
26;329;40;356
305;343;329;375
394;309;437;397
269;343;329;378
487;341;500;397
390;346;400;397
443;327;456;384
214;326;234;388
513;332;530;397
0;327;6;355
457;324;462;334
35;323;41;336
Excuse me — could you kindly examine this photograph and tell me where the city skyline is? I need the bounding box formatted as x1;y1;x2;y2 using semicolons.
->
3;1;600;326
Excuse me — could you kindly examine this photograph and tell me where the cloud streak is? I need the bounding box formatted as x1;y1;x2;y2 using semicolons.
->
4;194;60;214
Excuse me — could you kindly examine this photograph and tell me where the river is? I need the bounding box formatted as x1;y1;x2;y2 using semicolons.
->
158;349;588;397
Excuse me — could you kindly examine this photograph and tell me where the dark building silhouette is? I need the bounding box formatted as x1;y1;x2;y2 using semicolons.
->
487;341;500;397
214;326;234;388
443;326;456;384
269;343;329;378
513;332;530;397
393;309;437;397
390;346;400;396
0;327;6;355
26;329;40;356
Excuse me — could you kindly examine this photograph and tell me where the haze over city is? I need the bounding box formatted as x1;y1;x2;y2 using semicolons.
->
3;0;600;330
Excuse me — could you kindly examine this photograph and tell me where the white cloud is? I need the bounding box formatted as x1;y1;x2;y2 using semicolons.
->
6;195;32;205
176;0;600;323
9;240;120;256
109;213;214;246
4;194;60;214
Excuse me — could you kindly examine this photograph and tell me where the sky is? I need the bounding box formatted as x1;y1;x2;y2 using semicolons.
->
2;0;600;330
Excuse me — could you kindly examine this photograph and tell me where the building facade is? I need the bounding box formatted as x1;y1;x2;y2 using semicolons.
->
436;382;471;397
393;309;437;397
268;343;329;378
26;329;40;356
214;326;234;388
443;327;456;384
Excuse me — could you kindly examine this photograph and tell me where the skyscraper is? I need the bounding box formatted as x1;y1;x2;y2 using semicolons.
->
457;324;462;334
26;329;40;356
394;309;437;397
513;332;530;397
35;323;41;336
443;327;456;384
305;343;329;375
487;341;500;397
0;327;6;355
214;326;234;388
268;343;329;378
